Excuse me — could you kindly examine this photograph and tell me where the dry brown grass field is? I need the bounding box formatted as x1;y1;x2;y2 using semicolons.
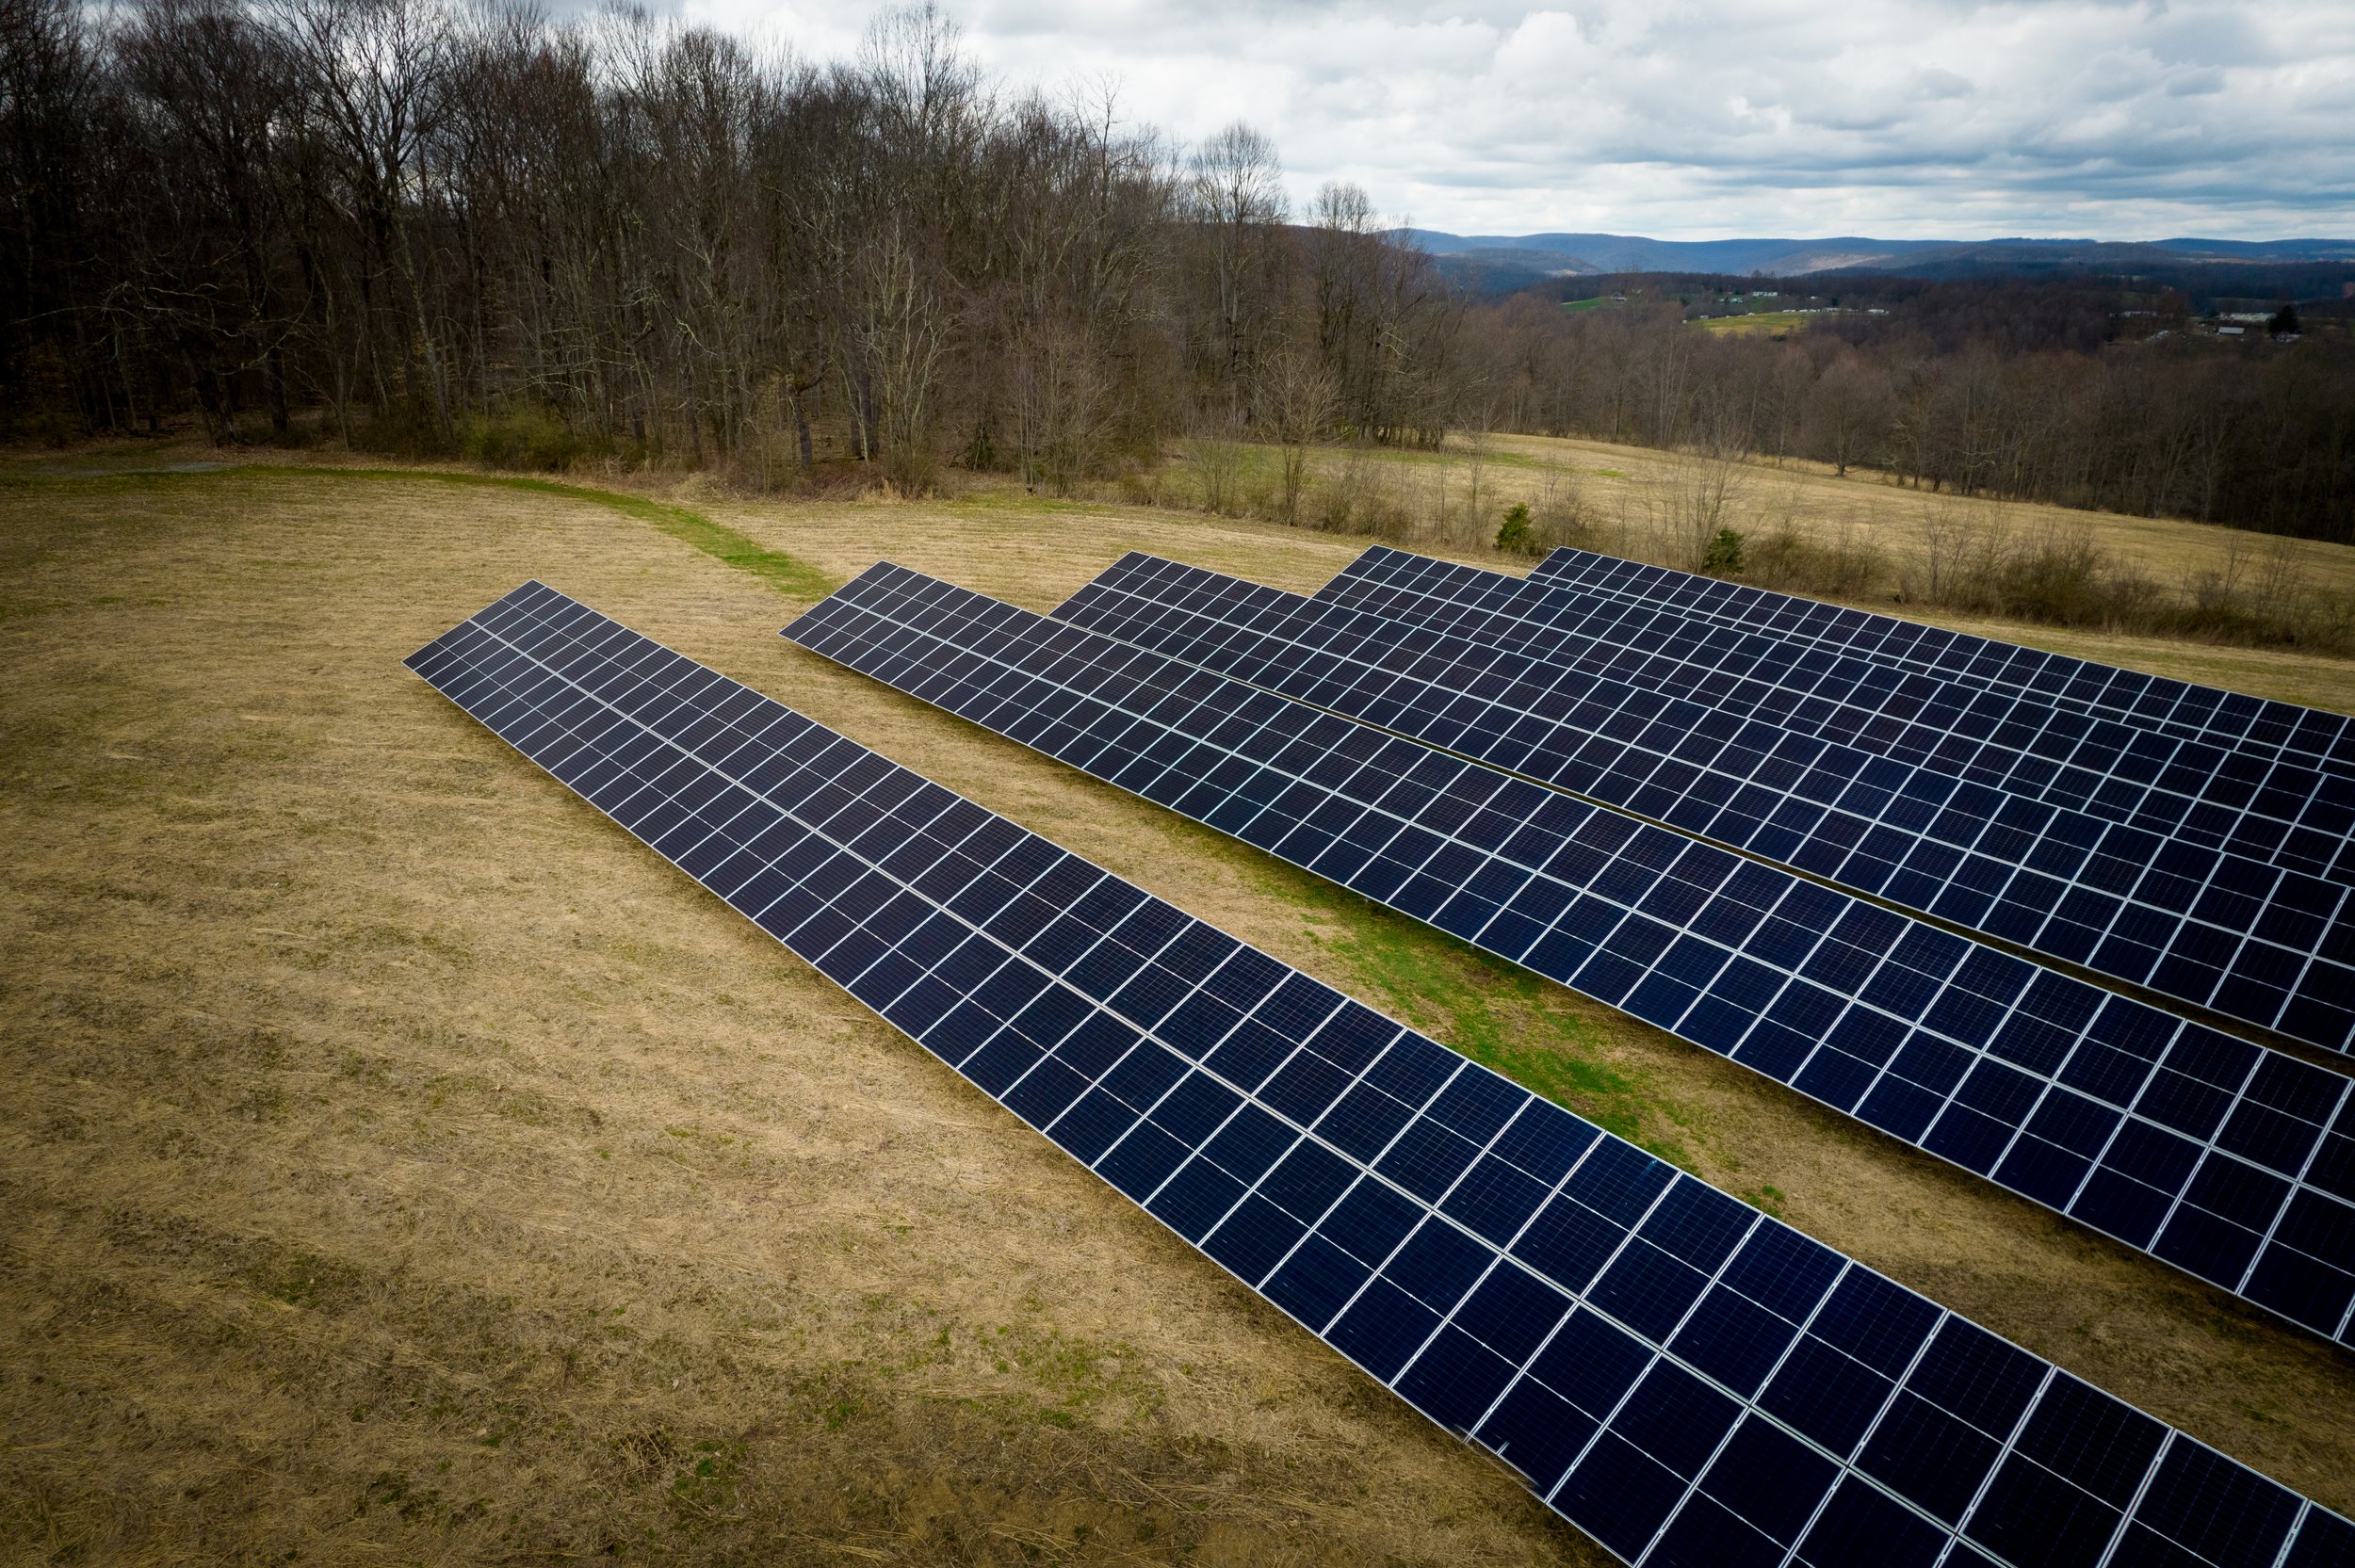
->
3;442;2352;1565
1478;432;2355;610
1105;429;2355;676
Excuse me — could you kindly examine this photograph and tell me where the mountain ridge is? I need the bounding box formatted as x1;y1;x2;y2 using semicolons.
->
1403;229;2355;284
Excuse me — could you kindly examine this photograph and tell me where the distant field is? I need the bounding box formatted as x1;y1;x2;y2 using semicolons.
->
4;449;2353;1563
1137;428;2355;694
1690;309;1812;334
1474;432;2355;691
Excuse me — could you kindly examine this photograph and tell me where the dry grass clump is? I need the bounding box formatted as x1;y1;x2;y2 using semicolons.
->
1;458;2350;1565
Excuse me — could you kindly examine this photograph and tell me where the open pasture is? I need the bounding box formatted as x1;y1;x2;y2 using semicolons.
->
3;455;2352;1563
1689;310;1817;335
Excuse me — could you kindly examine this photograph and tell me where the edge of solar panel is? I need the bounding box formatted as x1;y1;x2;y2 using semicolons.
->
1310;548;2355;889
1333;545;2355;836
781;564;2355;1352
1046;551;2355;1050
1521;546;2355;772
414;579;2351;1568
1516;545;2355;780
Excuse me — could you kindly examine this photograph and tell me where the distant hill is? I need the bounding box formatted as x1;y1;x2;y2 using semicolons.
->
1405;230;2355;291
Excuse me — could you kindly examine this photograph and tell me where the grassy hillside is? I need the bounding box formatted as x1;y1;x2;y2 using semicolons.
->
1119;428;2355;677
2;449;2350;1565
1478;432;2355;607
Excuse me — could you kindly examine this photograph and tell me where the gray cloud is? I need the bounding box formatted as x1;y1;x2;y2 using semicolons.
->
681;0;2355;237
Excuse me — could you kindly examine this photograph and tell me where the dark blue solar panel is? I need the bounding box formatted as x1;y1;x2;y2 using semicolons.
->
1519;544;2355;781
417;578;2345;1568
1049;552;2355;1051
783;564;2355;1351
1323;546;2355;877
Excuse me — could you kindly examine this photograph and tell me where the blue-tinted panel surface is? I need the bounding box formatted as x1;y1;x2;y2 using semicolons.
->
1517;543;2355;783
420;583;2343;1568
784;564;2355;1350
1053;552;2354;1048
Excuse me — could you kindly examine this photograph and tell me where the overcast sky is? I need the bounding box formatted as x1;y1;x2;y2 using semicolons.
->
675;0;2354;240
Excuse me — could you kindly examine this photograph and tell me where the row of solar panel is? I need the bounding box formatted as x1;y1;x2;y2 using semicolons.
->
783;565;2355;1350
1051;552;2355;1051
408;580;2351;1568
1312;548;2355;883
1521;545;2355;780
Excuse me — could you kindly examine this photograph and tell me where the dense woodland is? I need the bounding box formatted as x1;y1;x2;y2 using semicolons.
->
4;0;2351;541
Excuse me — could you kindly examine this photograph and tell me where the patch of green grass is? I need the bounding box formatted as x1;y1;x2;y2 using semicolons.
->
8;463;837;601
668;1438;744;1521
1316;443;1545;472
1691;311;1811;336
1561;297;1611;312
1285;878;1694;1169
949;489;1118;516
1160;438;1547;485
273;467;836;599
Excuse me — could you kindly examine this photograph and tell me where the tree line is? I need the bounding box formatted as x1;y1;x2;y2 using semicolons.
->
0;0;1466;491
3;0;2349;542
1470;280;2355;542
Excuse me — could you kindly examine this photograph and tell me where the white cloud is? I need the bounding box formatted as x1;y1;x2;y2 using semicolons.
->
676;0;2355;237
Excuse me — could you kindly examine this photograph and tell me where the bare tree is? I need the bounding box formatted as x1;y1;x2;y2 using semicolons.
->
1260;346;1336;524
1183;121;1286;414
115;0;305;439
1806;352;1893;477
272;0;456;442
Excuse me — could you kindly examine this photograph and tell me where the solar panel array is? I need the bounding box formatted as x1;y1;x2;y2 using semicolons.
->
1523;544;2355;781
1051;553;2355;1052
1314;548;2355;884
783;565;2355;1350
414;580;2350;1568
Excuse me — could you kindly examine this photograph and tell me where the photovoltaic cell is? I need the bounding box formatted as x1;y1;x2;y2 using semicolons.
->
1519;544;2355;782
783;563;2355;1349
1051;552;2355;1052
414;579;2347;1568
1316;546;2355;884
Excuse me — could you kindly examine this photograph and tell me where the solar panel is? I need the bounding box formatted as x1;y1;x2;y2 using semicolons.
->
1356;548;2355;796
415;580;2349;1568
782;564;2355;1349
1049;553;2355;1053
1522;546;2355;779
1315;547;2355;883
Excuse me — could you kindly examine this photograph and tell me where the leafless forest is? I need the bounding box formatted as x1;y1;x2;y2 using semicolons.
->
3;0;2349;541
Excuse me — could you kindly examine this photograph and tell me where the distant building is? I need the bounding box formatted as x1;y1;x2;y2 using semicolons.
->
2217;325;2247;336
